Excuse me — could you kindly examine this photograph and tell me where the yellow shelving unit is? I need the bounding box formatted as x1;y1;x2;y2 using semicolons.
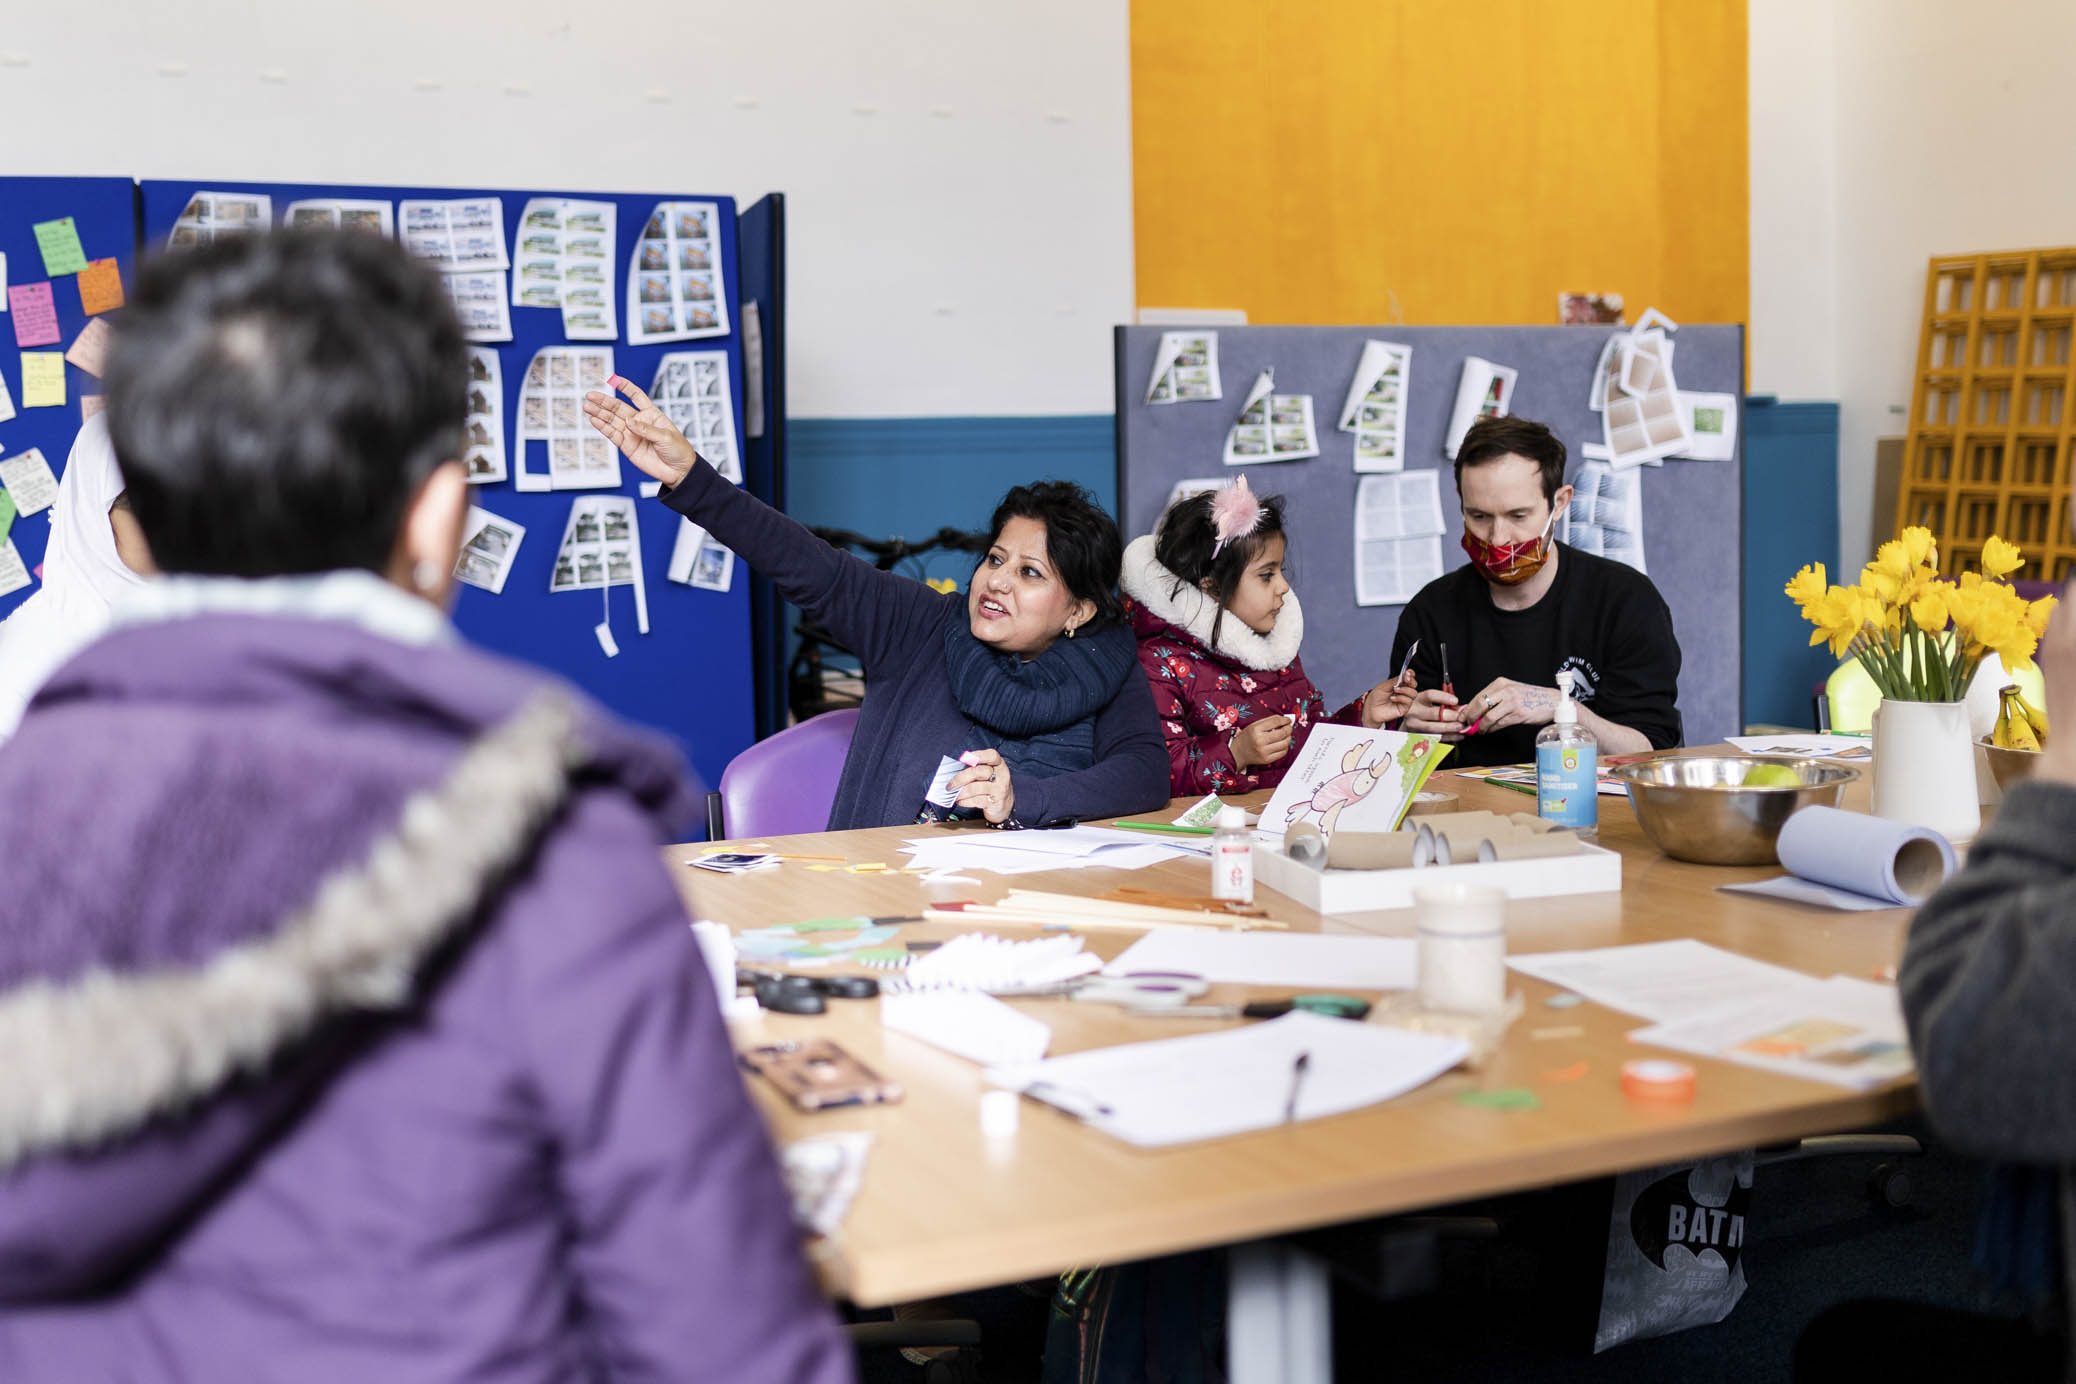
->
1899;246;2076;579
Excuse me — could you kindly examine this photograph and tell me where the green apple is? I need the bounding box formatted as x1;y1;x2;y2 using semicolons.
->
1741;763;1802;788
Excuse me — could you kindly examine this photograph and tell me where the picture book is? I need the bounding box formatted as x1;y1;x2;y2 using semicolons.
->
1258;723;1451;837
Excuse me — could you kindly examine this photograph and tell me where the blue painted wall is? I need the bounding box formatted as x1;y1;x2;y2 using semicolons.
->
1742;399;1840;730
786;415;1115;589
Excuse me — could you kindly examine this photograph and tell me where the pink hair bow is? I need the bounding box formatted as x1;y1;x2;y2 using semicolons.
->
1209;474;1262;557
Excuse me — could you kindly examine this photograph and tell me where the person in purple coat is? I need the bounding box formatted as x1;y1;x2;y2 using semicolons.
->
0;230;852;1384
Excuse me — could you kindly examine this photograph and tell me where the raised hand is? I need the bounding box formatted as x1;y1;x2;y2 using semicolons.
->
583;375;699;487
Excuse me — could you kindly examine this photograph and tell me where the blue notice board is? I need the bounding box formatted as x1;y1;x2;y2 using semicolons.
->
0;177;139;620
136;180;753;790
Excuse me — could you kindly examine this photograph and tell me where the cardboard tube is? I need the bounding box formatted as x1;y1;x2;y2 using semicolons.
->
1324;830;1422;870
1406;791;1459;816
1419;823;1451;867
1285;821;1328;869
1477;832;1583;861
1507;812;1560;835
1409;811;1505;837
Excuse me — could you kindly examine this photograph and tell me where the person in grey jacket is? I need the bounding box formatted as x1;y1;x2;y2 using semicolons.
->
1797;585;2076;1380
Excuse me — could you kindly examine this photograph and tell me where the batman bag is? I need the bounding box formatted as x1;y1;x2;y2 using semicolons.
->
1594;1151;1754;1352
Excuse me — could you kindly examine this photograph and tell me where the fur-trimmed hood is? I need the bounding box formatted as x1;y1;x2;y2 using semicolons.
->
1117;534;1304;672
0;601;696;1301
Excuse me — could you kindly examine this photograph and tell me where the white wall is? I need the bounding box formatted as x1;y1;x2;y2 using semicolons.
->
0;0;1135;419
1750;0;2076;570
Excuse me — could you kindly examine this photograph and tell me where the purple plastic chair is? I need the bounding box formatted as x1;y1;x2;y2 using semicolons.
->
706;707;862;841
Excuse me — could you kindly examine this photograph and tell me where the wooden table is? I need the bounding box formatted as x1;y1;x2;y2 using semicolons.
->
665;768;1915;1323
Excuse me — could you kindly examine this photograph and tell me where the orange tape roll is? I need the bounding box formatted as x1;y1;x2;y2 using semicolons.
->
1620;1059;1697;1103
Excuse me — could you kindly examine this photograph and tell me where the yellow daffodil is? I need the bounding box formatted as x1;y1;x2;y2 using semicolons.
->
1981;536;2024;580
1871;540;1913;582
1784;563;1827;610
1859;563;1903;604
2026;594;2058;639
1900;527;1937;568
1909;585;1949;635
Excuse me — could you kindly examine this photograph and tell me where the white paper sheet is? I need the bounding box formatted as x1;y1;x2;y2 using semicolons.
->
461;348;507;484
1145;330;1222;405
987;1011;1466;1148
742;300;766;438
1166;477;1225;510
453;504;524;594
1506;939;1816;1024
549;494;648;637
165;191;272;250
516;346;618;490
440;269;512;344
399;198;506;271
1106;929;1419;991
650;351;742;483
1444;356;1517;459
511;198;617;340
626;201;730;344
1224;370;1319;465
1339;339;1413;473
1354;470;1446;606
1721;734;1872;762
1673;391;1739;461
0;447;59;516
0;539;29;596
1629;975;1913;1089
284;198;394;237
1561;460;1646;573
883;990;1052;1067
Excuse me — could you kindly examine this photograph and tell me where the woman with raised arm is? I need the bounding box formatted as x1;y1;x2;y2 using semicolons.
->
585;378;1170;829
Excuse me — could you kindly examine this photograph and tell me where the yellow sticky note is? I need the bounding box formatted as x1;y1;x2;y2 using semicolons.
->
20;352;64;408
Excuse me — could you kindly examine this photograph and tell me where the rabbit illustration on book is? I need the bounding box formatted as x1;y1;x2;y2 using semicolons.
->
1283;740;1384;835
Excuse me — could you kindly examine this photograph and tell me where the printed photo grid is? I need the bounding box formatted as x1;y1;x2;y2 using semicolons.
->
516;346;618;490
166;192;272;250
462;348;507;484
628;201;730;344
511;198;617;341
650;351;741;484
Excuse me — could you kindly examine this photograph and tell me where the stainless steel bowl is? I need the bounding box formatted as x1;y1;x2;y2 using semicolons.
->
1978;736;2041;794
1608;755;1861;866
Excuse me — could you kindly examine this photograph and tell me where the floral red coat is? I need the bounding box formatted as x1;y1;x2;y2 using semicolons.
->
1125;599;1368;796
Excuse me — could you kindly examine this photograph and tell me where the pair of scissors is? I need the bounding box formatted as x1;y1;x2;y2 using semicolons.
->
1070;970;1209;1009
1137;994;1373;1021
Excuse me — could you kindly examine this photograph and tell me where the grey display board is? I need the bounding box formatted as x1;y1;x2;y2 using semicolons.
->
1115;324;1744;747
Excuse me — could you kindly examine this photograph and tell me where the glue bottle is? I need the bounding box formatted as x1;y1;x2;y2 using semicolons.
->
1211;806;1254;904
1536;669;1598;835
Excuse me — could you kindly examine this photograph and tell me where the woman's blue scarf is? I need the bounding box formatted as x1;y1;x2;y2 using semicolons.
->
939;607;1137;782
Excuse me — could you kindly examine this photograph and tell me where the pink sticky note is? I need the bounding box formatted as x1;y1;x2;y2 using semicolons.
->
9;283;59;348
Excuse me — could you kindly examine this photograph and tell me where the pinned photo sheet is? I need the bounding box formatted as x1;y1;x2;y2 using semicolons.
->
284;199;394;236
1598;310;1692;469
1144;330;1222;404
0;540;29;597
1675;391;1739;462
166;191;272;250
511;198;618;341
1224;370;1319;465
551;495;649;635
1562;461;1646;573
461;348;507;484
1443;356;1517;460
627;202;730;344
1338;340;1412;473
1354;470;1445;607
650;351;741;484
399;199;508;272
441;270;512;344
515;346;618;491
453;505;524;595
667;519;736;592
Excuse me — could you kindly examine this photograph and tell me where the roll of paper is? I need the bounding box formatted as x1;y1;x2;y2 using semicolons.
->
1407;791;1459;816
1776;806;1956;905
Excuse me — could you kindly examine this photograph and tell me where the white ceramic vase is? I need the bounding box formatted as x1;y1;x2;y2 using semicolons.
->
1871;698;1981;843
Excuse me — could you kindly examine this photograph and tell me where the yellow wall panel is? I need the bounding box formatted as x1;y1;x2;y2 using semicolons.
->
1131;0;1748;330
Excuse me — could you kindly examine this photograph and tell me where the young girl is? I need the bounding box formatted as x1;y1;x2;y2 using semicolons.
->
1122;475;1416;795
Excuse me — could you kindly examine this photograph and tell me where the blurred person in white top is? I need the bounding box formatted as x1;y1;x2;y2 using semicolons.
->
0;414;154;741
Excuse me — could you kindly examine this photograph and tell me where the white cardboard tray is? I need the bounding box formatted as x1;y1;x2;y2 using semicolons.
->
1254;835;1622;914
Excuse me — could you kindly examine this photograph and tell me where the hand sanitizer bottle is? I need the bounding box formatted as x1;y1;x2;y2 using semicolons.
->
1211;805;1254;904
1536;669;1598;835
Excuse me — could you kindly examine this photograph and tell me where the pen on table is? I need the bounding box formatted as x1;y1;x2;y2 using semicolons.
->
1284;1050;1311;1124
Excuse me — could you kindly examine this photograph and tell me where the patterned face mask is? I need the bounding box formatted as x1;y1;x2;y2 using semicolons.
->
1460;508;1557;585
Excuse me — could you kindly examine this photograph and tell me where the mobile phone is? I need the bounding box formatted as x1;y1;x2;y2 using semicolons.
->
737;1039;904;1112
